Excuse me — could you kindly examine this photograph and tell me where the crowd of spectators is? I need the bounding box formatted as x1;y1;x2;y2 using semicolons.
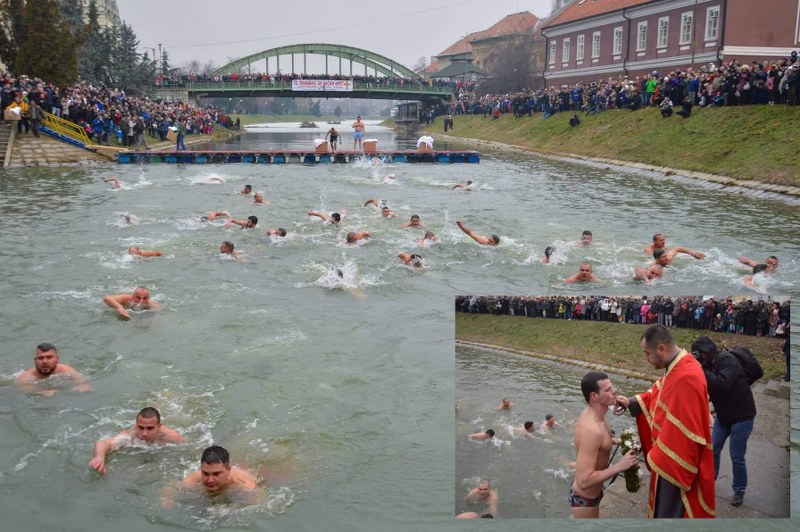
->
2;71;234;147
433;53;800;120
455;295;790;338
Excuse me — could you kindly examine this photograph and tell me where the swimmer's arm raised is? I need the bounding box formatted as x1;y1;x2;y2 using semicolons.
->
307;210;327;221
668;246;705;260
738;256;758;268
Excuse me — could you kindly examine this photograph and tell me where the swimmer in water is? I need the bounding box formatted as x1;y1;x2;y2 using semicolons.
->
468;429;496;441
579;230;593;246
633;248;672;285
346;231;371;244
417;231;438;246
452;180;473;190
464;479;498;517
401;214;424;228
266;228;287;237
200;210;229;222
565;262;603;283
104;177;122;189
513;421;539;439
398;252;424;268
544;414;559;428
496;397;513;410
128;246;163;258
308;210;347;225
240;184;252;195
363;198;386;208
16;342;91;396
103;286;160;319
381;206;397;218
743;263;769;290
252;192;271;205
541;246;555;264
219;241;241;259
383;173;396;182
739;255;778;273
162;445;261;508
225;215;258;229
456;220;499;246
89;407;186;475
644;233;706;260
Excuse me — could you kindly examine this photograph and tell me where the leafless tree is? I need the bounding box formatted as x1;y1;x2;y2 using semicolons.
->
479;34;545;93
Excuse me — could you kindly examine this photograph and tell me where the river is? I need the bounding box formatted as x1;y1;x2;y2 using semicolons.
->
0;120;796;531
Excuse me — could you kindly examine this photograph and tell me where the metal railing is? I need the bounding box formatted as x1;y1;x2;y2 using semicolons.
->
160;80;454;95
41;111;93;148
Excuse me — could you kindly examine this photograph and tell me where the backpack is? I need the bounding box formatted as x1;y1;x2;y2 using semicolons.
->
728;346;764;385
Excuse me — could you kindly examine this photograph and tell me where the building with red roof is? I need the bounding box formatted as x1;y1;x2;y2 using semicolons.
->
541;0;800;86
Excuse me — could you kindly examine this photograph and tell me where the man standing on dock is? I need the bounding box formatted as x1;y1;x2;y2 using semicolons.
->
351;115;365;151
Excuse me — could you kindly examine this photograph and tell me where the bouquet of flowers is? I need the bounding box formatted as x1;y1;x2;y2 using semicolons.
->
619;428;642;493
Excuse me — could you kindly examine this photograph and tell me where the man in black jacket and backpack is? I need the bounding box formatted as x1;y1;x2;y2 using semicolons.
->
691;336;756;508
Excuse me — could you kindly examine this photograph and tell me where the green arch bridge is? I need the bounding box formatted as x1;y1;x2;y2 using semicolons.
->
154;43;454;104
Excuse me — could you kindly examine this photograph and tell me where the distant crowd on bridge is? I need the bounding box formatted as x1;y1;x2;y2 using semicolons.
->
456;295;790;338
435;54;800;121
156;73;455;89
3;71;238;147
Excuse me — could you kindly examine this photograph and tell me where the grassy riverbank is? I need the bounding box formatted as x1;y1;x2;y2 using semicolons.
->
428;105;800;186
455;313;786;380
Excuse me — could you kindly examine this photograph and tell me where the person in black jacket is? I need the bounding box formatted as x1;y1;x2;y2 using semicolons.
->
691;335;756;507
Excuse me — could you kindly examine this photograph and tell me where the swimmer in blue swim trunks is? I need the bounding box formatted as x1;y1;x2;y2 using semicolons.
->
351;115;365;151
571;371;637;518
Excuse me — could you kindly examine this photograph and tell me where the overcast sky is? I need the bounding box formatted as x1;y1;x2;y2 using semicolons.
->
116;0;552;72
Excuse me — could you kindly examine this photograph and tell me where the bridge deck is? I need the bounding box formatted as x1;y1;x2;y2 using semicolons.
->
116;149;480;164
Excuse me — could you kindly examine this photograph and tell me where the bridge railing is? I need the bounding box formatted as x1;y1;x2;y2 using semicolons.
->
165;80;454;95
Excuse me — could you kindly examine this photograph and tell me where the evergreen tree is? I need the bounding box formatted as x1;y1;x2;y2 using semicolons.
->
78;0;111;83
160;49;171;76
15;0;78;86
0;0;28;71
59;0;85;39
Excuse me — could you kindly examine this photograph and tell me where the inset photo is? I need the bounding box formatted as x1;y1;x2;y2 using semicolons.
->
455;295;790;519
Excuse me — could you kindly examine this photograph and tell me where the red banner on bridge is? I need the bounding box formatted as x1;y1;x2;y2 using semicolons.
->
291;79;354;92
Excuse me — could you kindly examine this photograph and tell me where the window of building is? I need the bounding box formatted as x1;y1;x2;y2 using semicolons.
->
705;6;720;40
549;41;556;64
637;22;647;51
613;27;623;55
562;38;570;62
592;31;601;58
680;12;693;45
657;17;669;48
576;34;585;60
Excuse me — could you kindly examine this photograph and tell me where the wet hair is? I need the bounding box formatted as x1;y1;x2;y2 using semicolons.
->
276;228;287;237
331;213;341;223
652;233;664;242
36;342;57;353
582;230;592;237
247;215;258;226
690;335;718;357
523;421;534;430
490;235;500;244
653;248;666;260
767;255;778;262
752;264;768;274
137;407;161;424
641;324;674;349
466;180;473;185
581;371;609;403
243;184;252;191
410;214;420;220
346;232;357;243
134;286;149;294
424;231;435;239
481;514;494;518
485;429;495;437
545;414;554;421
544;246;554;259
221;241;234;252
335;268;344;278
409;254;423;267
201;445;230;467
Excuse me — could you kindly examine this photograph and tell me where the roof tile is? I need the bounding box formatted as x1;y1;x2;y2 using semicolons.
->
546;0;653;28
